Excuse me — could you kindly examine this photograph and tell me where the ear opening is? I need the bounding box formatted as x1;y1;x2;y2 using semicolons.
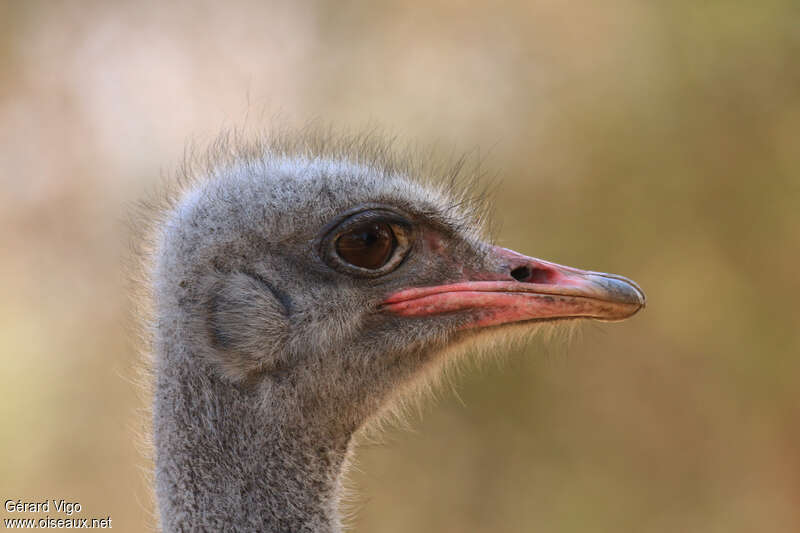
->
206;271;291;382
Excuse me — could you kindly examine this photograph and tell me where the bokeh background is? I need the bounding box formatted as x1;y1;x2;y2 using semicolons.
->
1;1;799;531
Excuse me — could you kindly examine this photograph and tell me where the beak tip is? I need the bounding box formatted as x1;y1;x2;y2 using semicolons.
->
625;283;646;319
631;281;647;310
591;273;645;303
585;272;645;320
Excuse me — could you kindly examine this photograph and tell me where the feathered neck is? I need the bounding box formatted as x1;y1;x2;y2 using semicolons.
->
153;347;352;533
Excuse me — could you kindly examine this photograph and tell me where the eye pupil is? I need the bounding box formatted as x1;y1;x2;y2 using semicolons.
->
335;223;395;270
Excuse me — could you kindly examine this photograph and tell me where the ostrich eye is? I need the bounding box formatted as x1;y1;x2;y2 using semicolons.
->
319;208;414;278
335;223;396;269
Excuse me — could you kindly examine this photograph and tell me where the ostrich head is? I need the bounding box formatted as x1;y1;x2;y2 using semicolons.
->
151;136;644;532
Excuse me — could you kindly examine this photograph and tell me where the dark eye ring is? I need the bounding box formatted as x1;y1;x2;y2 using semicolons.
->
318;209;414;278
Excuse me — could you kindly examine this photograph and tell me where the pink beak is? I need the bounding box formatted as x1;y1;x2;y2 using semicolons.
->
382;247;645;329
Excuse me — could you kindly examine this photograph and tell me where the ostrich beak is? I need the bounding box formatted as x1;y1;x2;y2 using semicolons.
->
382;246;645;329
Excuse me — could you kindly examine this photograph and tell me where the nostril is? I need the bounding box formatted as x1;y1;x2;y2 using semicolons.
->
510;265;554;284
510;266;531;282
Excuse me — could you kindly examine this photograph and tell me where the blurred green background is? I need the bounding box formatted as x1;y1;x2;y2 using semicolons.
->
1;1;798;531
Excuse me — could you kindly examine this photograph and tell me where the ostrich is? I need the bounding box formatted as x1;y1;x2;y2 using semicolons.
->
148;134;645;532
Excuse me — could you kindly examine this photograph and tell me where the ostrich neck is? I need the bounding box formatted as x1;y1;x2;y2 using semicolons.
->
153;349;351;533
